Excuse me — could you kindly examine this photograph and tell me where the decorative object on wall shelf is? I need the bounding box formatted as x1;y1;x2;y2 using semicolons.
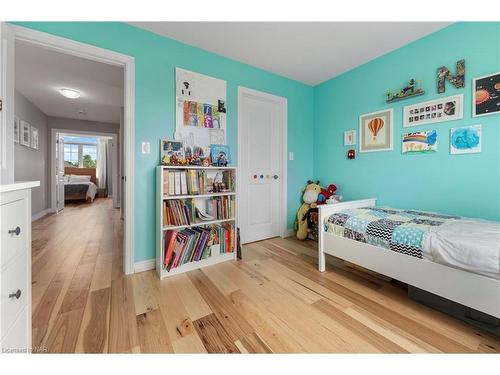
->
402;130;437;154
473;71;500;117
344;130;356;146
359;108;393;153
347;149;356;159
403;94;463;127
437;59;465;93
14;117;20;144
20;120;31;147
30;126;39;150
385;79;425;103
160;139;186;165
210;144;230;167
450;125;482;154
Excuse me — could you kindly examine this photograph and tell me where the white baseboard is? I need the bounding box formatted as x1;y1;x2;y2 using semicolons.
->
32;208;51;222
134;259;155;273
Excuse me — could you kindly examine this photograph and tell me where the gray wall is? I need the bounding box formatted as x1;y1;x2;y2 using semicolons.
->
14;91;49;217
47;116;120;135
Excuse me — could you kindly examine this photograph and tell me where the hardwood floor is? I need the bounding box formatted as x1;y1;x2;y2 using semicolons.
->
31;198;500;353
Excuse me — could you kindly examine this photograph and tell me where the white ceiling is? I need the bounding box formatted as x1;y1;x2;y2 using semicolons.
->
129;22;451;85
15;40;124;124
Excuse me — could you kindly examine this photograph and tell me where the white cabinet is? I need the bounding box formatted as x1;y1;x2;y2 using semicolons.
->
0;181;39;353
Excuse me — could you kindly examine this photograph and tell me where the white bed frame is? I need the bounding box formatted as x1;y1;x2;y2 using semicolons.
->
318;199;500;319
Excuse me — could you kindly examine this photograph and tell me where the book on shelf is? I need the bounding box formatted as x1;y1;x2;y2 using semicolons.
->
163;169;234;196
206;196;234;220
163;196;234;227
163;222;235;271
163;200;194;226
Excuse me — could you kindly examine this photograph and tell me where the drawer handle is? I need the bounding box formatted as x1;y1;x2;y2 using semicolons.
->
8;226;21;236
9;289;22;299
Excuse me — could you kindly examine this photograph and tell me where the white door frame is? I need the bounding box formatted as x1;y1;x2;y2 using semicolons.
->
237;86;288;240
9;24;136;275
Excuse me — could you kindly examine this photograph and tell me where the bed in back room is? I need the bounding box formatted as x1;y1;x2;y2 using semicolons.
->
64;167;98;202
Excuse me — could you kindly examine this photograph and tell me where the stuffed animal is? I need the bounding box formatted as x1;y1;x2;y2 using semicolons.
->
296;180;322;240
316;184;337;205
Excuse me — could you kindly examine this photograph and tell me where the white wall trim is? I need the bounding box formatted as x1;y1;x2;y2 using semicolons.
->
237;86;288;240
32;208;51;222
134;259;155;273
10;25;136;275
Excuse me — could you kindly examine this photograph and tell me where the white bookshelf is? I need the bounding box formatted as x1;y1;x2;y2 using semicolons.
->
156;165;237;279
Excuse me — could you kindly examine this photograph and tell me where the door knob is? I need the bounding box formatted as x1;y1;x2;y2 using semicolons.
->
273;175;278;180
9;289;22;299
8;226;21;236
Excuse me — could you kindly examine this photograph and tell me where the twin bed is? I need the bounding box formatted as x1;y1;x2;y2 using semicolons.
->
64;167;98;202
318;199;500;320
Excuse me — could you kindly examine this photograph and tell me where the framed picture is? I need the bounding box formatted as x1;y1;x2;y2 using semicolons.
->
473;72;500;117
343;130;356;146
30;126;39;150
450;125;481;154
14;117;20;143
20;120;31;147
359;108;393;153
160;139;185;165
403;94;463;127
402;130;437;154
210;144;230;166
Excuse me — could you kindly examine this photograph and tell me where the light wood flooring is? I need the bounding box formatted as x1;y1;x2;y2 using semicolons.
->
31;198;500;353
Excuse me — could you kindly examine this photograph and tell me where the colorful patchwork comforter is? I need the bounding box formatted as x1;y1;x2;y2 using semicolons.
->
324;207;461;259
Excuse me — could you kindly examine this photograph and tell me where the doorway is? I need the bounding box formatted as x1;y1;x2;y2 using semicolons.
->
1;23;135;274
52;131;118;213
237;87;288;244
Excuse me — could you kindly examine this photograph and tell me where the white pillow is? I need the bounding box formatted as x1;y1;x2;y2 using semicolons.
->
69;175;91;183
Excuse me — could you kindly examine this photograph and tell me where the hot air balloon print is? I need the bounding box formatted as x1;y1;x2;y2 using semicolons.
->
368;117;384;140
360;108;393;152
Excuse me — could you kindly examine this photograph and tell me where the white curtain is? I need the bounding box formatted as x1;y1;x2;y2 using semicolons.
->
96;138;108;189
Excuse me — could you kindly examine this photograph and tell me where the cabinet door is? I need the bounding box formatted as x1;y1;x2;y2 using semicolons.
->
1;198;27;268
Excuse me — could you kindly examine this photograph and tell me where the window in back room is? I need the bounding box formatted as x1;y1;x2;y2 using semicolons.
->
63;136;98;168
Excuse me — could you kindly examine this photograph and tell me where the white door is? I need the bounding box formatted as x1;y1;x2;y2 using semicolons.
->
0;22;15;184
109;137;119;208
238;87;286;244
55;133;65;212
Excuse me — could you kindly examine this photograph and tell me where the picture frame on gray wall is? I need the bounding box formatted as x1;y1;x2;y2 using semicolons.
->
14;117;20;144
20;120;31;147
30;126;39;150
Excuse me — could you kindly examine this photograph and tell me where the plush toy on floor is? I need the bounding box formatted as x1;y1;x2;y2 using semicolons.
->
296;180;322;240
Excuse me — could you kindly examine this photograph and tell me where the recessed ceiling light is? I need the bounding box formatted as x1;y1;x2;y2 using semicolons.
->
59;88;81;99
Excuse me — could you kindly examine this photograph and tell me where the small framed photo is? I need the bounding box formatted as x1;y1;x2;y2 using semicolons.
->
14;117;20;143
473;72;500;117
30;126;39;150
343;130;356;146
20;120;31;147
359;108;393;153
160;139;185;165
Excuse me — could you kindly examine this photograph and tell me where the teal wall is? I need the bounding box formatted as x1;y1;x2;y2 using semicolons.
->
314;22;500;221
14;22;314;262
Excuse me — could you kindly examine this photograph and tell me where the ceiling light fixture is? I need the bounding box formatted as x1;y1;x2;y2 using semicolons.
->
59;88;81;99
